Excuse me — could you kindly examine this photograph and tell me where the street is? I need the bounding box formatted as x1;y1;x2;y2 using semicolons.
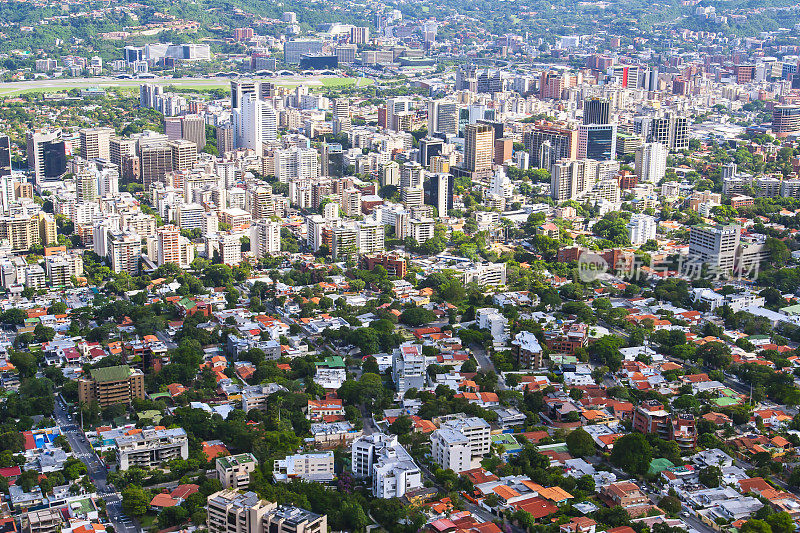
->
54;399;142;533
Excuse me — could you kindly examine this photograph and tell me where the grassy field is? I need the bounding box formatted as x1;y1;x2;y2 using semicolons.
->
0;75;372;97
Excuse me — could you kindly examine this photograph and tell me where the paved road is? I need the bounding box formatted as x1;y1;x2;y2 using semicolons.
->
54;399;141;533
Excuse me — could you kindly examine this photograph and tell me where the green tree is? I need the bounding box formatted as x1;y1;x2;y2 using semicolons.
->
565;428;595;457
698;466;722;488
610;432;652;475
121;485;149;517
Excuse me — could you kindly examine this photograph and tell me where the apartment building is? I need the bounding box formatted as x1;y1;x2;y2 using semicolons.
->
78;365;145;407
351;433;423;499
206;490;327;533
440;416;492;458
392;342;427;397
115;427;189;470
273;451;334;482
430;428;471;472
216;453;258;489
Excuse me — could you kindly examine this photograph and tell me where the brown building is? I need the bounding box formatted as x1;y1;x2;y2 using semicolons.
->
632;400;697;449
494;137;513;164
78;365;145;407
601;482;648;507
361;253;407;278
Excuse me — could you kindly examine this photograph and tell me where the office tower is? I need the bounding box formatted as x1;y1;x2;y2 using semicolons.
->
611;65;642;89
79;127;113;160
428;99;459;136
332;98;351;133
455;65;478;92
419;138;444;167
627;214;657;245
464;123;494;172
523;124;578;169
424;173;453;217
169;140;198;172
165;115;206;150
248;186;275;219
235;94;277;150
157;224;180;266
320;143;344;178
230;80;258;110
283;40;324;64
688;224;741;273
578;123;617;161
76;171;98;204
583;98;610;125
110;136;136;167
0;135;11;176
250;219;281;258
772;105;800;138
27;130;67;184
634;142;668;183
140;143;173;190
644;114;689;151
380;161;399;187
216;124;235;154
350;26;370;44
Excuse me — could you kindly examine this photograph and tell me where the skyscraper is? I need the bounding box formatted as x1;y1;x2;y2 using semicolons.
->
424;173;453;217
464;123;494;172
0;135;11;177
169;140;198;172
235;93;277;151
27;130;67;184
250;219;281;258
427;99;459;136
772;105;800;138
578;123;617;161
165;115;206;150
583;98;610;125
140;143;173;190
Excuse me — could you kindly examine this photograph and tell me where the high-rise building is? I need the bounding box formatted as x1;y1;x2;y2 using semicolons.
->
165;115;206;150
230;80;259;110
320;143;344;178
27;130;67;184
235;93;277;150
332;98;351;133
76;171;98;204
157;224;180;266
463;123;494;172
273;147;318;182
772;105;800;138
688;224;741;273
638;114;689;151
79;127;113;160
424;173;453;217
634;142;668;183
110;136;137;167
0;135;11;177
583;98;610;125
427;99;459;136
216;124;235;154
578;123;617;161
418;138;444;167
250;219;281;258
109;231;141;274
523;124;578;169
169;139;198;172
550;159;619;202
385;98;413;132
140;143;173;190
380;161;399;187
